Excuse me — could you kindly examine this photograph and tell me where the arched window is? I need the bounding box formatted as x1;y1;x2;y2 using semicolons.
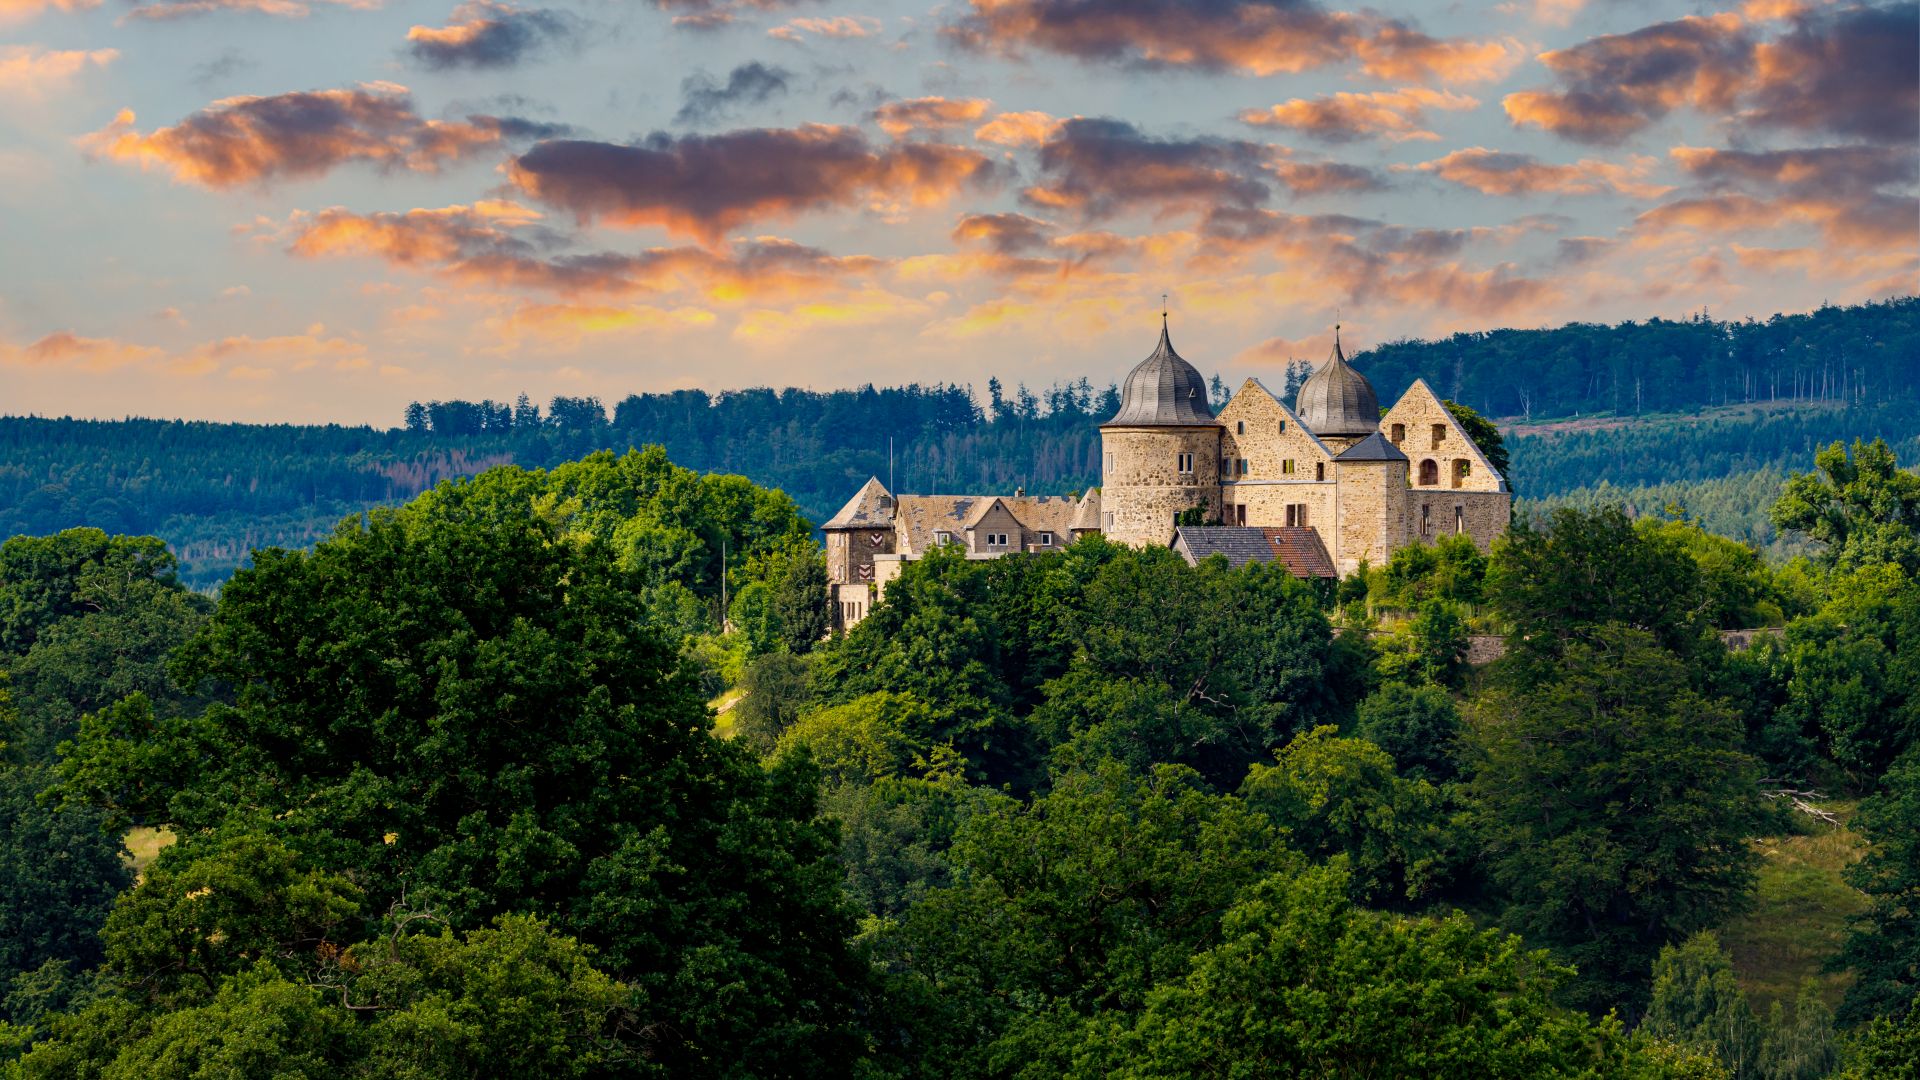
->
1418;459;1439;486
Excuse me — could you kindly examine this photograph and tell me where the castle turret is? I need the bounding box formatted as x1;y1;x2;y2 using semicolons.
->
1330;431;1408;575
1098;317;1222;546
1295;328;1379;453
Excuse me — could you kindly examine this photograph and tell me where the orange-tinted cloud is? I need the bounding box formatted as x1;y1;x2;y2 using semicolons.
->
946;0;1508;82
0;332;163;371
1270;160;1386;196
1416;148;1671;198
952;211;1053;253
1507;3;1918;144
0;45;116;100
80;83;563;189
406;0;579;69
1503;13;1750;143
973;109;1064;147
1238;87;1476;143
506;125;999;242
0;0;100;22
119;0;378;21
1670;144;1916;195
874;97;991;138
1353;25;1520;84
769;14;879;40
275;202;888;301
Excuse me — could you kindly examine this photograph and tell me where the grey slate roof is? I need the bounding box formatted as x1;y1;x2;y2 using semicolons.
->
823;476;895;529
893;493;1083;554
1296;333;1380;438
1103;320;1217;428
1172;526;1336;578
1070;489;1102;531
1333;431;1407;462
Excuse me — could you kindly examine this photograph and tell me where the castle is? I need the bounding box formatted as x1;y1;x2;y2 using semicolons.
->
825;319;1510;629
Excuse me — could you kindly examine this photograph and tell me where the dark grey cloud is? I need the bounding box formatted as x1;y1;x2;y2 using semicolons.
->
675;63;793;127
406;1;582;70
1023;117;1274;220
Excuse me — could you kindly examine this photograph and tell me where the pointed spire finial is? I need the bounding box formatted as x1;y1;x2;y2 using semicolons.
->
1161;293;1168;323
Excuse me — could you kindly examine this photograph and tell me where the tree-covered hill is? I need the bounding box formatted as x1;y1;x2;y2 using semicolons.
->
4;298;1914;587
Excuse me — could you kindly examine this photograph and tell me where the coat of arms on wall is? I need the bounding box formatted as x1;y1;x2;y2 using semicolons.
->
866;532;886;547
856;564;875;581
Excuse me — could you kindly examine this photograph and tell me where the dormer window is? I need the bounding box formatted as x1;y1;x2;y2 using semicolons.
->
935;530;954;545
1038;531;1054;546
986;532;1009;548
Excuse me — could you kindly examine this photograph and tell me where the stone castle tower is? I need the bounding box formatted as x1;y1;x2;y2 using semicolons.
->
1098;318;1223;546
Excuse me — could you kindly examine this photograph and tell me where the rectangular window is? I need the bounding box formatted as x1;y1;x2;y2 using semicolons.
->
1421;503;1431;536
935;530;953;545
1104;453;1114;474
1237;458;1248;475
1454;506;1465;534
1278;420;1286;433
1235;504;1247;526
1221;457;1230;475
1390;423;1405;444
1282;459;1295;475
1103;511;1113;531
1236;420;1245;434
1315;462;1325;482
1177;452;1193;474
1297;503;1309;527
1038;531;1054;547
1431;423;1446;449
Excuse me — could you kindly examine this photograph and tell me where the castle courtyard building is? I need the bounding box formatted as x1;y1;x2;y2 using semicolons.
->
824;318;1509;630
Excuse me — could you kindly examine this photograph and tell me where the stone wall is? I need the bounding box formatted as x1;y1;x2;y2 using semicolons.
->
1216;379;1335;482
1100;425;1223;546
1333;459;1410;574
1405;489;1511;553
1223;479;1336;531
1381;379;1505;493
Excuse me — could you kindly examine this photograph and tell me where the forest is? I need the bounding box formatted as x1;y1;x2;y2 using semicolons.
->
0;426;1917;1077
3;297;1916;589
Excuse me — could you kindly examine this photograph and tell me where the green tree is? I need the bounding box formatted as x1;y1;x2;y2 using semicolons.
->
1355;682;1463;783
1765;563;1920;782
1758;981;1838;1080
52;474;866;1074
774;691;935;787
1642;932;1762;1079
1466;626;1766;1013
1770;438;1920;575
1241;727;1454;906
1836;747;1920;1023
873;762;1290;1075
772;548;831;653
1058;866;1696;1080
0;765;131;1012
730;651;815;755
1836;1007;1920;1080
727;579;780;655
1445;399;1510;479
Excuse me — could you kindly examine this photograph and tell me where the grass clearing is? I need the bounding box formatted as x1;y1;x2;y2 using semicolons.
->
709;689;744;739
123;825;176;881
1719;804;1867;1015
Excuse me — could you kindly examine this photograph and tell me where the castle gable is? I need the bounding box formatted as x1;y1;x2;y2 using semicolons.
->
1381;379;1505;492
1216;377;1335;483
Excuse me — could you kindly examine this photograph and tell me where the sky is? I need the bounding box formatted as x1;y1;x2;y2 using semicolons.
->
0;0;1914;426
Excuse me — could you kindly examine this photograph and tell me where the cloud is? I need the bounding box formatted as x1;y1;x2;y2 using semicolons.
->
0;331;164;371
1022;117;1272;220
506;124;998;242
78;83;562;189
670;10;732;30
1670;144;1917;196
952;211;1054;253
0;45;116;100
874;96;991;139
944;0;1510;82
1238;87;1477;143
769;14;878;40
119;0;378;22
1269;160;1386;196
0;0;100;23
273;202;888;300
973;109;1063;147
1744;2;1919;142
1505;3;1919;144
1502;13;1750;143
1415;147;1672;198
676;62;791;126
406;1;579;69
1352;25;1520;84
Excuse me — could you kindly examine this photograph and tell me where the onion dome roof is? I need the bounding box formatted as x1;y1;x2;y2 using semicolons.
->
1295;328;1380;439
1103;318;1217;427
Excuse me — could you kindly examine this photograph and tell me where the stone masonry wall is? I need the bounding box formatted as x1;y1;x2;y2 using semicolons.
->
1223;480;1337;531
1381;379;1505;494
1101;425;1223;546
1333;459;1410;574
1216;379;1335;482
1406;489;1511;553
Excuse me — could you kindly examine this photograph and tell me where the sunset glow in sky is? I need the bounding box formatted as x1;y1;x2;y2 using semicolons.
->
2;0;1915;424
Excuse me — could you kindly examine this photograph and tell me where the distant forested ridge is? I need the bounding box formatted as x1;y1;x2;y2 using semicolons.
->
3;298;1915;587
